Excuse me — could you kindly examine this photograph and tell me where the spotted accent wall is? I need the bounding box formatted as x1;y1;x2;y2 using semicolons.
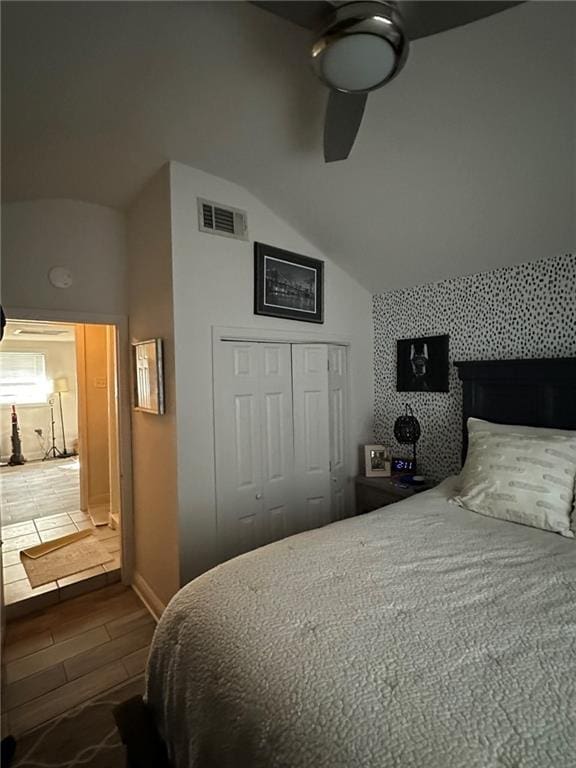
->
373;253;576;482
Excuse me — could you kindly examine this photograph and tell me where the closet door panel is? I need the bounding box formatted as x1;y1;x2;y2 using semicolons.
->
306;496;329;529
292;344;331;531
259;344;296;541
234;394;259;488
269;505;289;542
214;342;264;560
329;345;349;520
263;392;285;481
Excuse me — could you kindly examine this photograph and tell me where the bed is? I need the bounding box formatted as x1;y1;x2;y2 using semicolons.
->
141;358;576;768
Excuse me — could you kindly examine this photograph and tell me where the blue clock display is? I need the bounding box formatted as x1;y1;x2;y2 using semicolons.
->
392;457;416;474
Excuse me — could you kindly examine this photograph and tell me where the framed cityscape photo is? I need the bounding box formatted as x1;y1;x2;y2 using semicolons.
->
254;242;324;324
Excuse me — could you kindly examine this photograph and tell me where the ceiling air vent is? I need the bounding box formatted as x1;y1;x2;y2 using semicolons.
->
198;198;248;241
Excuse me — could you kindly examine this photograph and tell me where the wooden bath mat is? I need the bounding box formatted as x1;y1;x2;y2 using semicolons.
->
21;531;113;587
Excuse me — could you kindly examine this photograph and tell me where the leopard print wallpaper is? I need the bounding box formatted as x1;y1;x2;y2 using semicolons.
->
373;253;576;482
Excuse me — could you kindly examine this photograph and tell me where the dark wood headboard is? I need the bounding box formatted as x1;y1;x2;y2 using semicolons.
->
454;358;576;462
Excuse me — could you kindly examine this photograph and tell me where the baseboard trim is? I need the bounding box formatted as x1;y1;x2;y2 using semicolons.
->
131;572;165;622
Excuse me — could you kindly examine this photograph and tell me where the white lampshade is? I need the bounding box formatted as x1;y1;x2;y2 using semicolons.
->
54;377;69;393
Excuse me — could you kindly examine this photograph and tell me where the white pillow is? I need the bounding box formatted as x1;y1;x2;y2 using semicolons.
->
467;417;576;439
453;430;576;537
465;419;576;530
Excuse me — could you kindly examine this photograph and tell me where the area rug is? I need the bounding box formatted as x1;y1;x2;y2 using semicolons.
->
9;677;144;768
21;532;113;587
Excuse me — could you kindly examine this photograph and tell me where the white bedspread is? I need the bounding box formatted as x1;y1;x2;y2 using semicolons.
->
146;479;576;768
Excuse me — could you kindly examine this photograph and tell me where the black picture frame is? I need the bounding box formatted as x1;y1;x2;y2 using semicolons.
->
254;242;324;324
396;334;449;392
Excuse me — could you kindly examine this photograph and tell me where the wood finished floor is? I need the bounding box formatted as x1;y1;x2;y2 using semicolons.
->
2;583;155;737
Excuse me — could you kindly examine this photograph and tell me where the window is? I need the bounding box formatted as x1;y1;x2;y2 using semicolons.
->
0;352;50;405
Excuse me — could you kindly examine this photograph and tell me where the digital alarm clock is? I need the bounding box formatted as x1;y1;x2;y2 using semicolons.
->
392;457;416;474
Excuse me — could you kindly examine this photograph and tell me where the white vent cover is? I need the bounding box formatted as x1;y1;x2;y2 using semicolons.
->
198;198;248;240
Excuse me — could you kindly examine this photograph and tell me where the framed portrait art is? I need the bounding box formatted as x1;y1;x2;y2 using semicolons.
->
132;338;165;415
254;242;324;324
397;334;449;393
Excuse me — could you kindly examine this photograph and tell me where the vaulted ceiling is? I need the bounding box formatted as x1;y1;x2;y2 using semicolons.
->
2;1;575;290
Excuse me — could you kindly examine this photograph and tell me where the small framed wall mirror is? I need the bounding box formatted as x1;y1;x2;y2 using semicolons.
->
132;338;165;415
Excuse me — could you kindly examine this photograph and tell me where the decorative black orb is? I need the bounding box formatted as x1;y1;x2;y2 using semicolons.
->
394;404;421;464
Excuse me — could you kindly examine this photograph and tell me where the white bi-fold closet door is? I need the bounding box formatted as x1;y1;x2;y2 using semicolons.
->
214;341;348;563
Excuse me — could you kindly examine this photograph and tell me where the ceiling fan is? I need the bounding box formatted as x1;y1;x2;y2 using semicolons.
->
252;1;524;162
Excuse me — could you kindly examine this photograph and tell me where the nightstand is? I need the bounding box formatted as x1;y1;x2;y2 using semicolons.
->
355;476;433;515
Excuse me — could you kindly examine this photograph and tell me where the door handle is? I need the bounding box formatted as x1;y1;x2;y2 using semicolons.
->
255;493;263;500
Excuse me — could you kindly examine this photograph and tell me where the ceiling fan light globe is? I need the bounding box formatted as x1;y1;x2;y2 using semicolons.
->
311;1;408;94
320;34;396;92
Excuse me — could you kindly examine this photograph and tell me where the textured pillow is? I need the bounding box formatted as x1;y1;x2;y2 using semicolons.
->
465;419;576;530
467;417;576;439
453;431;576;537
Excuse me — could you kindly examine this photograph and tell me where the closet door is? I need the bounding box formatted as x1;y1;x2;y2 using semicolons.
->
259;344;296;543
214;342;264;560
328;345;349;521
214;342;294;561
292;344;331;531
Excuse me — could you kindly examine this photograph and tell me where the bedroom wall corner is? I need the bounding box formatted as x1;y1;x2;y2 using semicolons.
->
373;253;576;482
127;164;180;608
168;161;374;586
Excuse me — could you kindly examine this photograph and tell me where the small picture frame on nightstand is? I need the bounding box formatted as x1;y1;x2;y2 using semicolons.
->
364;445;391;477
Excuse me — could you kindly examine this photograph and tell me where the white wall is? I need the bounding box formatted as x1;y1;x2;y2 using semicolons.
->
1;199;126;317
126;166;180;611
0;338;78;462
169;161;374;585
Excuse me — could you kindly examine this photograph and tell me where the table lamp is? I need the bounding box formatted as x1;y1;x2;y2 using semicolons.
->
393;403;421;468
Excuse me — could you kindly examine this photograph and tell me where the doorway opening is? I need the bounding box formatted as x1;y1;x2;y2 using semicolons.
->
1;319;123;616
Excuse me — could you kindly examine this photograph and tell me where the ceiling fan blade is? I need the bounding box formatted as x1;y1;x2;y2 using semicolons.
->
324;91;367;163
397;1;524;41
250;1;334;30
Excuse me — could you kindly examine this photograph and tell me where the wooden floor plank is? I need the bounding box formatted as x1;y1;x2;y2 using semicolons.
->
64;624;155;681
106;608;155;639
5;583;131;643
4;628;54;663
52;591;142;643
6;626;109;684
123;646;150;678
9;661;128;735
6;664;67;710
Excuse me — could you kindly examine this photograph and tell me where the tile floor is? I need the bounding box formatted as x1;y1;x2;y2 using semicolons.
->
1;456;122;617
1;456;81;525
3;583;154;737
3;511;122;618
